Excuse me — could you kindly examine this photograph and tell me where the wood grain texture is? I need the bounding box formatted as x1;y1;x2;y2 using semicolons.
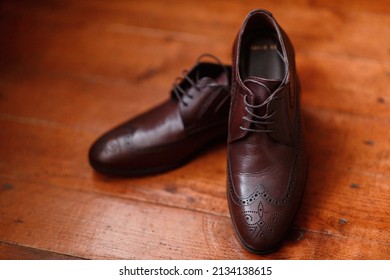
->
0;242;84;260
0;0;389;259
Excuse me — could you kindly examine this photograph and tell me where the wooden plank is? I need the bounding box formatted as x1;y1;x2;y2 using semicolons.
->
0;44;389;140
0;178;257;260
1;0;389;77
0;178;387;259
299;53;390;119
304;107;390;175
0;242;84;260
1;1;388;128
0;118;229;217
0;70;157;132
299;167;390;244
0;52;388;135
0;0;231;76
2;96;390;178
286;226;390;259
279;5;390;61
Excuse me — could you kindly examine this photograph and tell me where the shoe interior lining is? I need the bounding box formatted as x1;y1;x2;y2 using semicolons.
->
240;32;286;81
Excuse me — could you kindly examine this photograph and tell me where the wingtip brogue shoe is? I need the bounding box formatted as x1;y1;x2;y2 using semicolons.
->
227;9;308;253
89;54;231;176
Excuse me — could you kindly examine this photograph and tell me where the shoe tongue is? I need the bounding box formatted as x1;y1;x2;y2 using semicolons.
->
243;76;282;104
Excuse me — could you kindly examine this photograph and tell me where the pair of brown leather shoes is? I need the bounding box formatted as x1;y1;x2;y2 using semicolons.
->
89;9;307;254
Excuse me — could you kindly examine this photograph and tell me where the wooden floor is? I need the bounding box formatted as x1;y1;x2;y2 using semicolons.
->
0;0;389;260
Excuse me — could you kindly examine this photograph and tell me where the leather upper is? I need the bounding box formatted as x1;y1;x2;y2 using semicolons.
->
227;9;308;253
89;60;231;176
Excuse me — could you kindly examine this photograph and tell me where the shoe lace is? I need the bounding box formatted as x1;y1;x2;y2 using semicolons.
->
172;53;229;107
239;84;281;133
239;45;287;133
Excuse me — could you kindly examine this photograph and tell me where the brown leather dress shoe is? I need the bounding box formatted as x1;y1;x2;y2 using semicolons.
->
227;10;308;253
89;54;231;176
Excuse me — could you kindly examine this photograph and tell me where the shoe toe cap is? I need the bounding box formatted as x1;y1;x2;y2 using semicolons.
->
88;124;140;173
230;203;288;254
89;136;121;170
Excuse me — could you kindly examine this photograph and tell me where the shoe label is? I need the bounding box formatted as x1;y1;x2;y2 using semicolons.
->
250;44;277;51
